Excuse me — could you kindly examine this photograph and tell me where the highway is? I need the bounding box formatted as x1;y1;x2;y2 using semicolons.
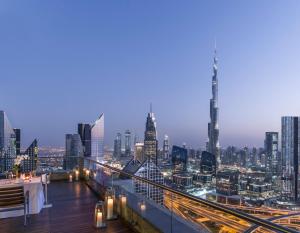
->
164;191;300;233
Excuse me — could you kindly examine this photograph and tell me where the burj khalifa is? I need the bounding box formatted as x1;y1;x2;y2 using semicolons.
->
207;48;220;169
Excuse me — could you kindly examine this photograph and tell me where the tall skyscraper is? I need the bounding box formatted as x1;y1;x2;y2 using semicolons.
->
171;145;188;171
163;135;170;160
133;107;164;205
124;130;131;157
113;132;122;159
281;116;300;202
0;111;16;172
144;106;158;165
265;132;279;178
207;48;220;169
13;128;21;155
22;139;38;172
200;151;216;175
91;114;104;161
64;134;83;170
78;113;104;161
78;123;91;157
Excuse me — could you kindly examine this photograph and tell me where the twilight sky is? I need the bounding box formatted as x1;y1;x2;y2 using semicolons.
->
1;1;300;149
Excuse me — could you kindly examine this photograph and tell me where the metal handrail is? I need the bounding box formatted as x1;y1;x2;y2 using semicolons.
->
84;157;298;233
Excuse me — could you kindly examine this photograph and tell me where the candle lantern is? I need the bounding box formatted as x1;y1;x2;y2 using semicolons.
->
140;201;146;213
105;187;117;220
94;201;106;228
69;174;73;182
75;170;79;181
119;194;127;219
85;169;90;180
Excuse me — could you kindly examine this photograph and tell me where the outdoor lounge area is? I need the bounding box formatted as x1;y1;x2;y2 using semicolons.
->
0;181;131;233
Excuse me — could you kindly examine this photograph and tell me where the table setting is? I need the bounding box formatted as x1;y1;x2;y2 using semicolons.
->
0;155;45;219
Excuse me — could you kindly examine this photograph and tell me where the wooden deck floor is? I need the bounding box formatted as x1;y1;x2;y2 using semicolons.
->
0;181;132;233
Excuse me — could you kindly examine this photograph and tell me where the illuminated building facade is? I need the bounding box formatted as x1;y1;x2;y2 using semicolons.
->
22;139;38;172
171;145;188;171
265;132;279;178
281;116;300;202
143;106;158;165
200;151;216;175
163;135;170;160
13;128;21;155
64;134;83;170
124;130;131;157
78;114;104;161
216;169;239;196
113;132;122;159
207;48;220;169
0;111;16;172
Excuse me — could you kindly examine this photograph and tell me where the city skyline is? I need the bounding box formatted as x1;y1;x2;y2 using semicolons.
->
1;1;300;148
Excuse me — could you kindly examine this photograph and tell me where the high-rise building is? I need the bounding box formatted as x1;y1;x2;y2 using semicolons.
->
281;117;300;202
78;114;104;161
163;135;170;160
240;147;249;168
171;145;188;172
0;111;16;173
216;169;239;196
144;106;158;165
265;132;279;178
133;107;164;205
124;130;131;157
113;132;122;159
22;139;38;172
91;114;104;161
78;123;91;157
134;159;164;205
207;48;220;170
200;151;216;175
251;147;258;166
134;142;144;162
64;134;83;170
13;128;21;155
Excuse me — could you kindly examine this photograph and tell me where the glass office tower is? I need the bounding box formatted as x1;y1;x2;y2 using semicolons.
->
113;132;122;159
78;123;91;157
0;111;16;173
64;134;83;170
22;139;38;172
91;114;104;161
144;108;158;165
13;128;21;155
281;116;300;202
265;132;279;178
124;130;131;157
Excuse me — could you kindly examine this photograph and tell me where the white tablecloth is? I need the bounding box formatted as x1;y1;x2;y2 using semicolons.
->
0;177;45;218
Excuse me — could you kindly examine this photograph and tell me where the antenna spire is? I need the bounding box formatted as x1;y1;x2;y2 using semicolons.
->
214;38;217;52
150;103;152;113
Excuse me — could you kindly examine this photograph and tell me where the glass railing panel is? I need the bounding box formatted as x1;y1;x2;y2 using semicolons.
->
83;157;300;233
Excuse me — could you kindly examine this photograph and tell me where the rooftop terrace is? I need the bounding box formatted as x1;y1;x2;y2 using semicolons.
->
0;181;131;233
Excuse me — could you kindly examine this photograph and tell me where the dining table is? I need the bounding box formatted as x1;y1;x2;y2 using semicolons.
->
0;177;45;218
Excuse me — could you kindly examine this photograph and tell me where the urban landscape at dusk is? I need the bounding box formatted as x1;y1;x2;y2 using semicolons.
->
1;1;300;233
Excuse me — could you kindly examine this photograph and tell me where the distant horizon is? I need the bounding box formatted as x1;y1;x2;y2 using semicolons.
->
2;1;300;148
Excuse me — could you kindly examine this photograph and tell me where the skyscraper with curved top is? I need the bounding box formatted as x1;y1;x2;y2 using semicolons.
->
207;48;220;170
91;113;104;161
